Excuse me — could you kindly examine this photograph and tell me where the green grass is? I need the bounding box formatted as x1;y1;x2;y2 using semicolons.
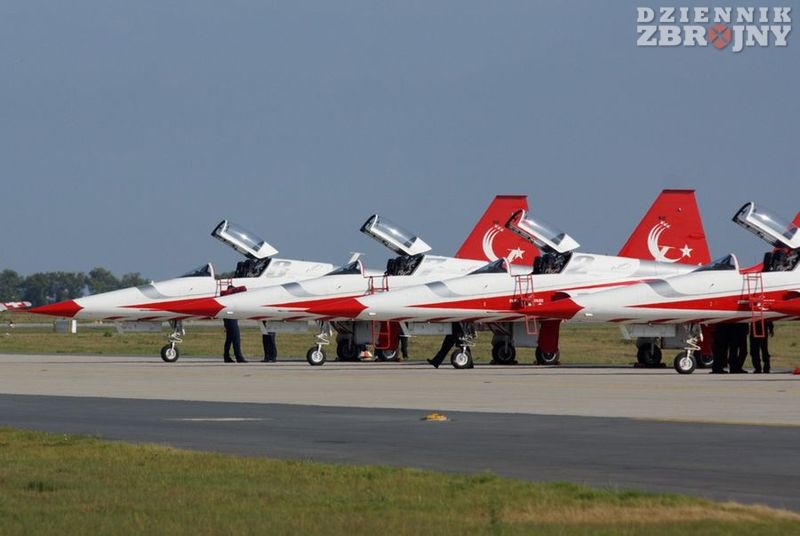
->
2;312;800;368
0;428;797;535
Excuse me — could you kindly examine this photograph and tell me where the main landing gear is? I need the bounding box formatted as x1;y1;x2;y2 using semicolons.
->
160;320;184;363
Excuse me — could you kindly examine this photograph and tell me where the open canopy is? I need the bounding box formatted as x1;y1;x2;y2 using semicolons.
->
211;220;278;259
360;214;432;256
505;210;580;254
733;202;800;249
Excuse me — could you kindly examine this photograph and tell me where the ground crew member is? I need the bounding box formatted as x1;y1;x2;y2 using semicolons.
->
262;330;277;362
223;317;246;363
711;324;729;374
729;323;749;374
750;321;774;373
399;333;409;360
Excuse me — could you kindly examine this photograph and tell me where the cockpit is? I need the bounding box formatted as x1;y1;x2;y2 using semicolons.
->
469;258;508;275
733;202;800;249
180;263;215;278
693;254;739;272
233;258;272;278
360;215;432;257
324;260;363;276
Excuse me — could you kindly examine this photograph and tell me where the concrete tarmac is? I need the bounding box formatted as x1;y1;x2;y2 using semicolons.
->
0;354;798;425
1;354;799;510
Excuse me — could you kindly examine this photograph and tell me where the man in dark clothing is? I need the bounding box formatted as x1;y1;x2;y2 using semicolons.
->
262;331;277;362
223;317;246;363
729;323;749;373
750;321;774;373
711;324;730;374
428;323;465;368
399;333;409;360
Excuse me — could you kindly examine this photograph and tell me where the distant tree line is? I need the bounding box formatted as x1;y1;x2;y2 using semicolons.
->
0;268;150;306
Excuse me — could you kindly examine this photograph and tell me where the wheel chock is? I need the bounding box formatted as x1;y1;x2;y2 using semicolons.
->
422;412;448;422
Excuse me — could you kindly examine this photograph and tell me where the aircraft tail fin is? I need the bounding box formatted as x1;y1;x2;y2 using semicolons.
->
455;195;540;265
618;189;711;265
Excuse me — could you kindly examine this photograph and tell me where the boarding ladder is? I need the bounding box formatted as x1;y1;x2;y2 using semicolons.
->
744;272;767;338
215;278;234;297
512;274;538;335
366;275;389;295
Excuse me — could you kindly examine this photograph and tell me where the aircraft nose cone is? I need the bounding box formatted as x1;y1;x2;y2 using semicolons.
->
28;300;84;318
307;297;367;319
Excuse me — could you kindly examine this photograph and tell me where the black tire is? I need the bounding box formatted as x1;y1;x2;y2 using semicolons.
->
376;349;398;361
697;353;714;368
636;344;663;366
673;351;696;374
450;348;473;369
491;343;516;365
336;340;358;361
535;347;560;365
160;344;179;363
306;347;326;366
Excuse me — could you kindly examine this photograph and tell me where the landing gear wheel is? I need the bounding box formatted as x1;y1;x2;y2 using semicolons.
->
637;345;663;366
697;354;714;369
673;351;696;374
160;344;179;363
450;348;473;369
306;347;327;366
336;341;358;361
491;343;516;365
376;349;398;361
535;347;560;365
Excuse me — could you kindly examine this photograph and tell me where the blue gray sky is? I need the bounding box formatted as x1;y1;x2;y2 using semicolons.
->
1;1;797;279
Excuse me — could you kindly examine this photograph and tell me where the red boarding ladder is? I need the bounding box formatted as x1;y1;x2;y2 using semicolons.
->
512;274;538;335
366;275;389;295
744;272;766;338
216;278;234;297
371;321;398;351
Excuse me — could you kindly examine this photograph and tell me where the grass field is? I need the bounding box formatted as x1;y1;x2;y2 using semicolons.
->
3;312;800;369
0;428;797;536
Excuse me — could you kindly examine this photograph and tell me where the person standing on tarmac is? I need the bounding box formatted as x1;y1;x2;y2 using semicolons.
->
262;329;277;362
223;317;246;363
751;321;774;373
222;285;246;363
711;324;730;374
729;323;749;374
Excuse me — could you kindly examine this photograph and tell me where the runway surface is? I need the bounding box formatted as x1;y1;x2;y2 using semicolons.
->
1;354;799;510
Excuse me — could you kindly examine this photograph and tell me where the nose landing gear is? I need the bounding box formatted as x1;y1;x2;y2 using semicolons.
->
306;321;332;366
160;320;184;363
673;325;701;374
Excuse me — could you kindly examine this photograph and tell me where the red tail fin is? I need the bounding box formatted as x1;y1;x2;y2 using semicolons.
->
618;189;711;265
455;195;540;265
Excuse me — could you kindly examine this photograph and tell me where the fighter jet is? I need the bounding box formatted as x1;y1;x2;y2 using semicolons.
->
174;196;539;365
304;190;712;368
514;202;800;374
28;221;336;362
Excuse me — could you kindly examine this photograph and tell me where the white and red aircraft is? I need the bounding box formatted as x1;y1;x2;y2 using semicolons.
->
175;196;539;365
27;221;336;361
513;202;800;373
0;302;30;312
304;190;712;368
